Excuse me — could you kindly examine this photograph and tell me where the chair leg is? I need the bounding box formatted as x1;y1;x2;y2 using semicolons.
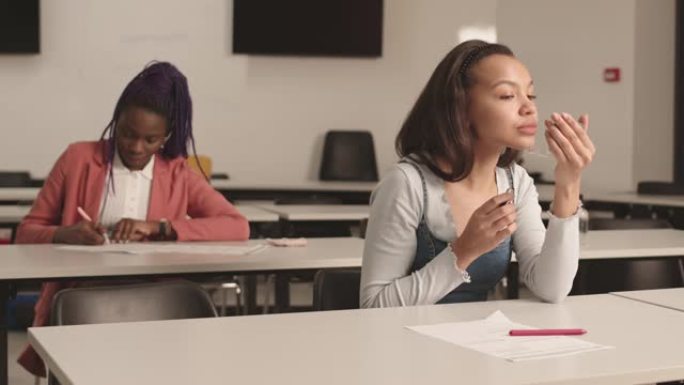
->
263;274;274;314
218;281;243;316
220;285;227;317
233;281;242;315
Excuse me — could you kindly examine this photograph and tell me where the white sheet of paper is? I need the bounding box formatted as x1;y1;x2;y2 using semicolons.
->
58;243;268;256
406;310;611;362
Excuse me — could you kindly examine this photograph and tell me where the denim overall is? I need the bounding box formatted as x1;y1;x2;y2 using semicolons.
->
403;162;514;303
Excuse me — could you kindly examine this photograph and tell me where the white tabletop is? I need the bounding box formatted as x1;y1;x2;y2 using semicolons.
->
0;187;40;201
0;237;363;281
0;205;30;222
6;186;683;209
0;181;375;203
2;229;682;281
578;229;684;260
611;287;684;312
0;205;278;224
505;229;684;262
233;204;279;223
29;294;684;385
589;191;684;208
212;179;377;192
253;203;369;221
536;185;684;208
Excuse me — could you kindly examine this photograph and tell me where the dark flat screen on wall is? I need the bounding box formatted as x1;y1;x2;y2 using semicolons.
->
0;0;40;53
233;0;383;57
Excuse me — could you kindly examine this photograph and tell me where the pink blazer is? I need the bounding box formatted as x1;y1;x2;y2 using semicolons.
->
16;140;249;376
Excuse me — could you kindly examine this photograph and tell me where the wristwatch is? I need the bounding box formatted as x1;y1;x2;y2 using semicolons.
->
158;218;169;240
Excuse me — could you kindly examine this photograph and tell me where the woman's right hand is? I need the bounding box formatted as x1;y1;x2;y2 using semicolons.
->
451;191;517;269
53;220;106;245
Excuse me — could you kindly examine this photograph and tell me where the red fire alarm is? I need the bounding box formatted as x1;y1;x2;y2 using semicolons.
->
604;67;621;82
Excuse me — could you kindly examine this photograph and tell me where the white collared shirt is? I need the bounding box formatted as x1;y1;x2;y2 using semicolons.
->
98;151;154;229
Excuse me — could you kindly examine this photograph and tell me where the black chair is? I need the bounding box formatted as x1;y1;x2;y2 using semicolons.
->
0;171;32;187
574;219;684;294
313;269;361;311
319;131;378;181
47;281;217;385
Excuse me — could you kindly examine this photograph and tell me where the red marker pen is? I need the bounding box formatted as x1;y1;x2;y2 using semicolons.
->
509;328;587;336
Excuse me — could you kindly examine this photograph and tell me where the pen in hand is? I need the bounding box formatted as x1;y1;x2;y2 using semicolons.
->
509;328;587;336
76;206;110;244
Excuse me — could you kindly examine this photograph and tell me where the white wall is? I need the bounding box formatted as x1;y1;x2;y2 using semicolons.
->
0;0;497;182
498;0;635;191
633;0;675;184
498;0;675;191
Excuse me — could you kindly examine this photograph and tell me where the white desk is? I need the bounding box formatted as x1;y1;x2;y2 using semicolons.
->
29;294;684;385
253;203;370;221
508;229;684;262
3;230;676;280
532;186;684;212
611;287;684;312
0;237;363;385
0;204;277;224
589;191;684;208
212;179;376;192
0;205;30;222
0;187;40;202
506;229;684;299
0;237;363;280
0;181;376;204
233;204;279;223
578;229;684;260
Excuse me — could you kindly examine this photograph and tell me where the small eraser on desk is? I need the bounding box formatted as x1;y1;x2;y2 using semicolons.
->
266;238;308;247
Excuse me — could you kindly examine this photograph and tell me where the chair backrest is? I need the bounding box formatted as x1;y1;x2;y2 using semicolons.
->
48;281;217;384
588;218;672;231
319;131;378;182
0;171;32;187
186;155;213;178
50;281;217;326
313;269;361;311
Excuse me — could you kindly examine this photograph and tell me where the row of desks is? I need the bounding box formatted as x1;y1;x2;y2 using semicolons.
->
3;229;682;281
2;183;683;384
0;180;378;205
27;289;684;385
3;183;684;208
0;203;370;224
2;229;684;384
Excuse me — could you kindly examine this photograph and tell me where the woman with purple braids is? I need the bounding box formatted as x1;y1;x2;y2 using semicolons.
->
15;61;249;377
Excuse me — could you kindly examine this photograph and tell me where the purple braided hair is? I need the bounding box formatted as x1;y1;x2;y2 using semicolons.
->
100;61;206;178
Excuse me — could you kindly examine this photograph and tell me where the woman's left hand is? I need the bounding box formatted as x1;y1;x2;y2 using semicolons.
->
544;112;596;187
111;218;159;243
